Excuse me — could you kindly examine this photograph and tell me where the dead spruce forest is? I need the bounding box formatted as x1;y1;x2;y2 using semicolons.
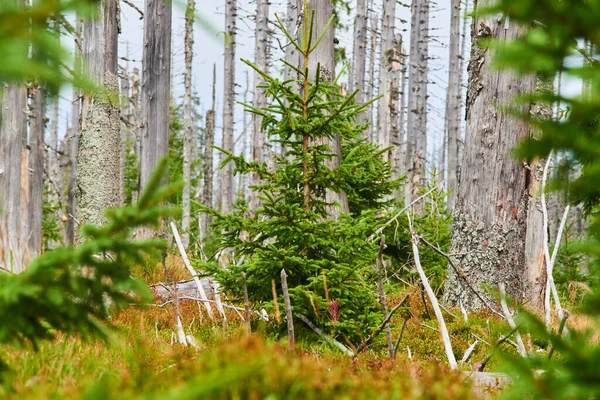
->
1;0;600;398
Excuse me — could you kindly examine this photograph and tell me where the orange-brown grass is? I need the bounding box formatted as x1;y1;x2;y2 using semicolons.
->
1;304;495;400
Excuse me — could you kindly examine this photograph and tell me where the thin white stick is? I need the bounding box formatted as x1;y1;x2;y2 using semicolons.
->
296;314;354;357
540;157;568;328
170;221;215;319
369;184;440;242
176;316;188;346
408;212;458;369
461;339;479;364
499;283;527;357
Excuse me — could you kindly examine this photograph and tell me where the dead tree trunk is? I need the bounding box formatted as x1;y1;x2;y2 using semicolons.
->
238;71;249;201
0;82;27;272
365;2;378;140
75;0;121;237
376;0;397;163
446;0;461;212
305;0;349;218
140;0;172;192
351;0;367;124
524;77;553;309
248;0;269;212
404;0;429;211
119;65;131;205
182;0;195;248
201;65;216;238
28;81;45;255
443;0;536;310
220;0;236;214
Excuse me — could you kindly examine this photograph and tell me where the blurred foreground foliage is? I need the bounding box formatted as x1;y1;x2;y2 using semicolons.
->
0;158;181;381
482;0;600;398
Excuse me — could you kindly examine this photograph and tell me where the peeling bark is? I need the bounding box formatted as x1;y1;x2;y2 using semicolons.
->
75;0;121;238
220;0;236;214
443;2;536;310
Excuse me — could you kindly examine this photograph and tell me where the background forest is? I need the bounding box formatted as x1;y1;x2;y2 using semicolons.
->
1;0;600;398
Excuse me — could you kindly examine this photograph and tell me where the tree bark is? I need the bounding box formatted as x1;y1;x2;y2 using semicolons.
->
248;0;269;212
75;0;121;238
0;82;27;272
351;0;367;124
220;0;236;214
28;82;45;255
524;77;553;309
404;0;429;212
182;0;195;248
365;2;378;141
140;0;172;193
376;0;397;164
305;0;349;217
443;1;536;310
446;0;461;212
201;65;216;238
66;19;82;245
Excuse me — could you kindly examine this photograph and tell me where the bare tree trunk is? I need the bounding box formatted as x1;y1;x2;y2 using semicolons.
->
446;0;461;212
220;0;236;214
75;0;121;237
351;0;367;124
182;0;195;248
140;0;172;193
305;0;349;218
397;45;407;178
365;2;378;140
119;65;131;206
376;0;397;163
443;0;536;310
524;77;553;309
405;0;429;212
238;71;249;202
201;65;216;237
248;0;269;212
28;82;45;254
131;67;141;157
0;82;27;272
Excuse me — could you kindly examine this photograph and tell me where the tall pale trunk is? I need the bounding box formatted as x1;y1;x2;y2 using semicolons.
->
365;2;378;141
524;77;554;309
76;0;121;238
201;65;216;238
248;0;269;212
376;0;397;163
443;0;536;310
119;66;131;205
238;71;249;201
446;0;461;212
404;0;429;212
28;82;45;254
305;0;349;218
220;0;236;214
397;45;407;178
351;0;367;124
0;82;27;272
140;0;172;192
182;0;195;248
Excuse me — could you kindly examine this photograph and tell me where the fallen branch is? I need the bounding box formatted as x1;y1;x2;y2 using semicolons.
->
391;317;409;360
408;212;457;369
354;294;410;356
499;283;527;357
461;339;479;364
548;310;569;360
170;222;215;319
122;0;144;19
297;314;354;357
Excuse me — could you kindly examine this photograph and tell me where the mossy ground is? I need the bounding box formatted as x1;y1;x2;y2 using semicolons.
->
0;264;523;400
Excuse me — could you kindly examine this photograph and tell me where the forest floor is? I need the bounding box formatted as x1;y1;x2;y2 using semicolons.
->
1;258;523;399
